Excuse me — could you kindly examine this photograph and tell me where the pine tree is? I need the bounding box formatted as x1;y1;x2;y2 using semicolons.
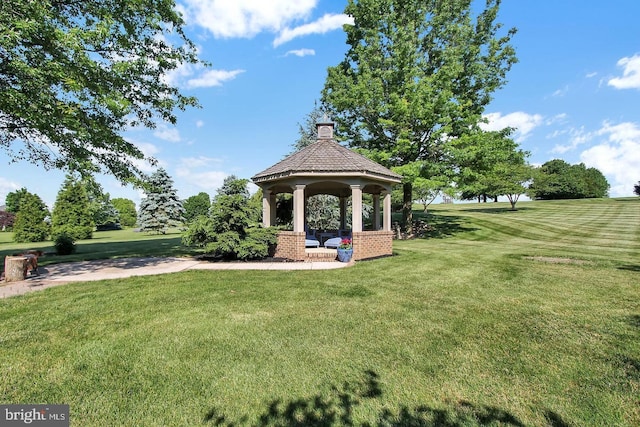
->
138;168;185;234
51;175;94;240
13;191;50;243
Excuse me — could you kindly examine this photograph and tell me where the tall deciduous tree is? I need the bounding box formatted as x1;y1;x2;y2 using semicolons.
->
138;168;184;234
0;0;203;183
112;198;137;227
183;192;211;223
634;181;640;197
322;0;517;230
51;175;94;240
529;160;609;200
13;191;50;242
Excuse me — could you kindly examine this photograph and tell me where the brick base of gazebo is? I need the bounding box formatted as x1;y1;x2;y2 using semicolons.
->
273;231;394;262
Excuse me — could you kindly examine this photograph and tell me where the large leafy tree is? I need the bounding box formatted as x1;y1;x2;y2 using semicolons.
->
112;198;137;227
51;175;94;240
13;190;50;242
138;168;185;233
183;192;211;223
634;181;640;197
322;0;517;230
529;160;609;200
0;0;202;182
452;129;528;203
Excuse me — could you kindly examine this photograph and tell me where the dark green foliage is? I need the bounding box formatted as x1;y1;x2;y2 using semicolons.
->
183;192;210;223
452;130;532;209
0;211;15;230
182;177;277;260
53;232;76;255
634;181;640;196
12;191;50;242
529;159;609;200
322;0;517;228
0;0;203;183
82;174;119;229
51;175;94;240
112;198;137;227
4;188;29;213
138;168;185;234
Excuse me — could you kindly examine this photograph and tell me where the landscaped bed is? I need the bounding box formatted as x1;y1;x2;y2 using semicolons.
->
0;198;638;425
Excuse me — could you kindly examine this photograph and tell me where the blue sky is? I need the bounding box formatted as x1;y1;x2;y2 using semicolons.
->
2;0;640;209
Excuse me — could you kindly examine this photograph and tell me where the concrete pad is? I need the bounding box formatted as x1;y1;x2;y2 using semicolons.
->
1;256;352;298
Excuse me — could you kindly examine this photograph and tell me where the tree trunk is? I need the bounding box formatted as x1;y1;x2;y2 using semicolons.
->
402;182;413;235
4;256;27;282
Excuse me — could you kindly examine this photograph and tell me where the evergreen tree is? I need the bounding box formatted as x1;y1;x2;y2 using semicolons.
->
183;192;211;223
13;191;50;242
80;174;119;229
51;175;94;240
5;188;29;213
112;198;137;227
138;168;185;234
182;177;276;260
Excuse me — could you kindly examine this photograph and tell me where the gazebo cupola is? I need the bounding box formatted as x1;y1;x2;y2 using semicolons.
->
252;119;402;261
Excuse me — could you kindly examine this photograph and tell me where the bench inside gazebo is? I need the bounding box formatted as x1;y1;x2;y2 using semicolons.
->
251;119;402;262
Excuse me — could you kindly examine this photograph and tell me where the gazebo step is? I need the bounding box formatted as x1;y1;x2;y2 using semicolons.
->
305;248;338;262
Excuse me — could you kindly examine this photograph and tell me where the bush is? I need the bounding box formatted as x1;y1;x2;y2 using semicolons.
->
54;233;76;255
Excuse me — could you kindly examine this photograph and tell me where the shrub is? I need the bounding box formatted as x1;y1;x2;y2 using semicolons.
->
54;233;76;255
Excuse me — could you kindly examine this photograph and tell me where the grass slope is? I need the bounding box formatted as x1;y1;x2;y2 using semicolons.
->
0;198;638;426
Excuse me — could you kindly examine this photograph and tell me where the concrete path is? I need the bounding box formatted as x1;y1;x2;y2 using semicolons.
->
0;257;351;299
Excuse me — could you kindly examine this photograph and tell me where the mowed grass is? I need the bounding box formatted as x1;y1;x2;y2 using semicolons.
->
0;198;638;426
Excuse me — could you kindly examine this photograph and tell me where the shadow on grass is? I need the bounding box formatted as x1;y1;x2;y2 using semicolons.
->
203;371;571;426
457;207;532;214
420;214;479;239
618;264;640;272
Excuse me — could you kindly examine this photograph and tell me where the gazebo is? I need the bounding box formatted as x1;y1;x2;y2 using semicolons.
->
251;120;402;261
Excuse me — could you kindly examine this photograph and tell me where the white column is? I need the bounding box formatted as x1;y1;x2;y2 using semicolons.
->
372;194;381;230
293;184;306;232
383;191;392;231
262;189;272;227
351;185;363;232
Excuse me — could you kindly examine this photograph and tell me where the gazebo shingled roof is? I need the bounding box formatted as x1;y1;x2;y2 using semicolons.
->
252;139;402;183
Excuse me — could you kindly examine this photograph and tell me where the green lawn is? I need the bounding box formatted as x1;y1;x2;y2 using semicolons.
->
1;198;638;426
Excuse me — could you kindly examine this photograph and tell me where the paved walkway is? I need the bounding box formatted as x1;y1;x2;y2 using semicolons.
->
0;257;351;299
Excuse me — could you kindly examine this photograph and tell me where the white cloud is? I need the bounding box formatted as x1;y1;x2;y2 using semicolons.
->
273;13;354;47
163;62;244;89
608;54;640;90
585;72;598;78
551;85;569;97
551;126;595;154
153;124;182;143
196;120;204;128
0;177;20;207
187;69;245;88
284;48;315;57
481;111;544;142
175;157;228;194
181;0;317;39
580;121;640;197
